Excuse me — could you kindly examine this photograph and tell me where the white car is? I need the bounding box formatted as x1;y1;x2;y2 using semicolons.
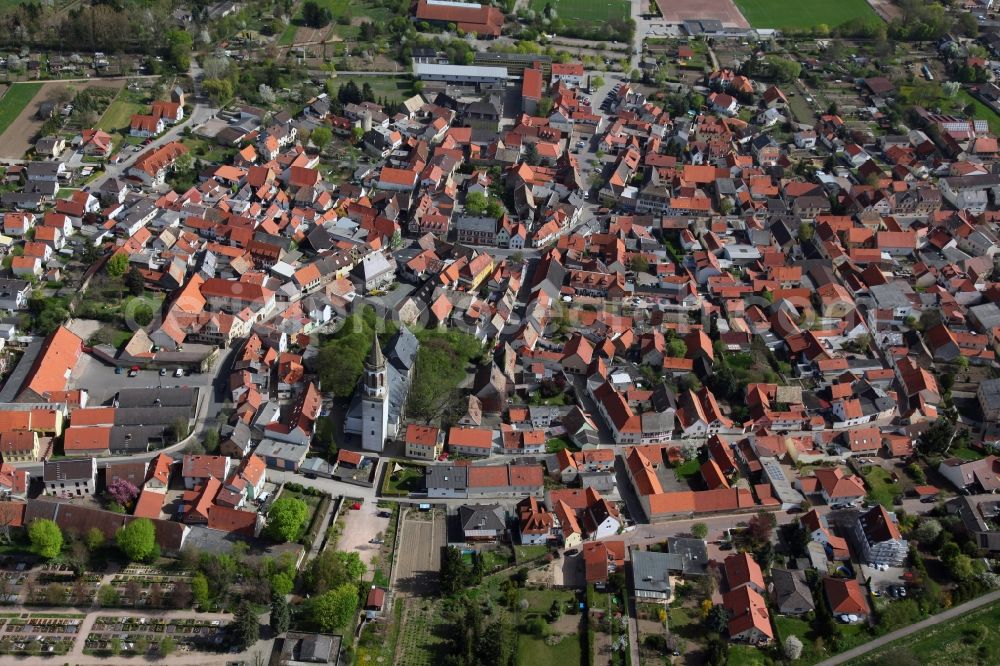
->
174;368;184;377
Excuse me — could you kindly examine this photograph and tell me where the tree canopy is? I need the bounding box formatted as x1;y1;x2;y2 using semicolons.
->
265;497;309;543
317;307;396;398
116;518;157;562
28;519;63;560
106;252;128;277
230;601;260;650
407;329;483;423
307;584;359;631
305;550;366;594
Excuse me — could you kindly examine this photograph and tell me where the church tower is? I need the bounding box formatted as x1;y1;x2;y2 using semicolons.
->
361;335;389;452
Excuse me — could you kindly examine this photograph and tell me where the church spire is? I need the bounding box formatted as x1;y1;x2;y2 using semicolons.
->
366;334;385;369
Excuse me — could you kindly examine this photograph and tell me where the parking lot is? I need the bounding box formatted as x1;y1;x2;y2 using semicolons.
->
394;510;445;595
862;563;909;595
68;352;211;404
337;503;391;570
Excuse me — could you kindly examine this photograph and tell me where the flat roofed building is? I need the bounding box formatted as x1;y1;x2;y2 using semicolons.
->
413;63;509;85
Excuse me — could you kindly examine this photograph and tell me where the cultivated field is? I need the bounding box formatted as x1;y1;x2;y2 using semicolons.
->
529;0;629;26
0;79;124;158
733;0;879;30
655;0;750;28
394;512;444;596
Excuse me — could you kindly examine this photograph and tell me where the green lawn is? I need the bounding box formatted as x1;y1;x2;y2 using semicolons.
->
528;0;628;23
98;98;147;132
327;75;413;103
774;615;873;665
514;544;549;563
733;0;879;30
849;600;1000;665
517;634;582;666
675;458;701;482
278;23;297;45
382;461;425;496
862;467;899;507
0;82;42;136
522;589;575;614
729;645;769;666
950;442;985;461
956;90;1000;137
545;437;577;453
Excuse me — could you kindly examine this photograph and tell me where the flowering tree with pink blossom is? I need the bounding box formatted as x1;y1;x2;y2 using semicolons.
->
107;479;140;507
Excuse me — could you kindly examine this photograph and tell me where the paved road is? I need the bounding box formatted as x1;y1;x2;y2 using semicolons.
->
817;589;1000;665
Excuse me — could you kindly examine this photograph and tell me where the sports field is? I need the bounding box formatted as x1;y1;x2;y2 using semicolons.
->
528;0;629;24
0;82;42;136
733;0;879;30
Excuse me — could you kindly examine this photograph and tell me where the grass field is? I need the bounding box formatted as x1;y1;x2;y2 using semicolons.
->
517;634;582;666
774;615;873;665
862;467;899;507
956;91;1000;137
850;600;1000;665
328;75;413;102
0;83;42;136
98;99;146;132
528;0;629;24
733;0;879;30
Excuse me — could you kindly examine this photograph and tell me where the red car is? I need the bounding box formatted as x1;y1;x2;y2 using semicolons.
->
350;502;362;510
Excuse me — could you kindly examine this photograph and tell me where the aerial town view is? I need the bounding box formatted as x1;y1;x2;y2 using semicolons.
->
1;0;1000;664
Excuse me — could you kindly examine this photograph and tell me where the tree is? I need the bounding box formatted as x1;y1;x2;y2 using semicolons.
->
305;550;365;594
106;252;128;278
270;593;291;634
302;0;333;28
631;255;650;273
465;191;488;216
116;518;157;562
28;519;63;560
537;97;554;116
45;582;67;605
784;634;803;661
766;56;801;83
667;337;687;358
231;601;260;650
691;523;708;540
591;75;605;89
705;604;729;634
191;572;211;609
99;584;120;607
124;266;145;296
747;510;776;547
912;518;942;544
265;497;309;543
440;545;468;596
171;581;193;610
159;636;176;657
918;418;954;456
308;584;359;631
125;580;141;606
202;78;234;106
311;126;333;151
107;478;140;508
